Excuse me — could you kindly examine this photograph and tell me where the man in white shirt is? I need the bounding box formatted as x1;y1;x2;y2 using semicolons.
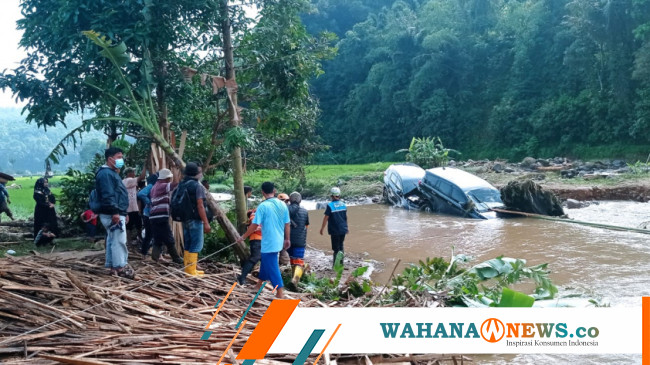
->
122;167;146;244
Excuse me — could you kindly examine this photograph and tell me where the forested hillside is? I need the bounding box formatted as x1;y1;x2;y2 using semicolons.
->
0;108;105;174
305;0;650;162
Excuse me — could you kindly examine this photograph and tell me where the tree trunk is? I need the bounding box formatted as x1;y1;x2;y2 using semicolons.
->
151;119;249;262
221;0;248;234
155;60;170;169
106;105;118;147
206;194;249;260
150;57;248;261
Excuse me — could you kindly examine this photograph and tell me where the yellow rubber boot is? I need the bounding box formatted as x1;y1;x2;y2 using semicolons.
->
183;252;192;275
184;252;204;276
291;265;304;285
191;252;204;275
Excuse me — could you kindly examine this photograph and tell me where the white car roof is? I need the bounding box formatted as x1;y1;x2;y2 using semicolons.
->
426;167;496;192
386;163;425;180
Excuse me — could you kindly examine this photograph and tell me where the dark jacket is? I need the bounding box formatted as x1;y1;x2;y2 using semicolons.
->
288;203;309;247
95;166;129;215
325;200;348;235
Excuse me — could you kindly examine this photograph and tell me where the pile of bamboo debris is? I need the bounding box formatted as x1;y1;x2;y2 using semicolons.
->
0;251;470;364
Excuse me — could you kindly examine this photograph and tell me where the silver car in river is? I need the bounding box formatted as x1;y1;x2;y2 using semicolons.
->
419;167;504;219
383;164;504;219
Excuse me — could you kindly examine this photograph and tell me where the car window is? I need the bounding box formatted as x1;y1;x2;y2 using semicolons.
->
390;173;402;190
424;174;438;187
437;181;453;197
451;187;466;203
468;188;502;203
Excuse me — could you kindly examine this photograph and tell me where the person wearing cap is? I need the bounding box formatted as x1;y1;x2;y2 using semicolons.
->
288;192;309;284
320;187;349;267
149;168;184;264
137;172;159;258
277;193;290;204
237;181;290;299
122;166;146;244
178;162;211;276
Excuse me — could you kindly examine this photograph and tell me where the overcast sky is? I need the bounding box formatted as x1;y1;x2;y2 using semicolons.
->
0;0;25;107
0;1;259;109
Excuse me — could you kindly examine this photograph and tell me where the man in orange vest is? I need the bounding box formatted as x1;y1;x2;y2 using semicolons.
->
237;207;263;285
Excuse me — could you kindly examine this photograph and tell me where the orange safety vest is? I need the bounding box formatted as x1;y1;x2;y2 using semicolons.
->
248;210;262;241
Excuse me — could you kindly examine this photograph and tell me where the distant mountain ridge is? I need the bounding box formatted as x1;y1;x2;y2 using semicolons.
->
0;107;105;175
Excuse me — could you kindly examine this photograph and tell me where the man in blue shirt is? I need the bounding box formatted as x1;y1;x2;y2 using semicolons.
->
320;187;349;267
237;181;290;298
137;173;158;259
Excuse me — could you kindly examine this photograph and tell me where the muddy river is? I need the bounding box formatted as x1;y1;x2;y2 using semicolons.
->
305;201;648;364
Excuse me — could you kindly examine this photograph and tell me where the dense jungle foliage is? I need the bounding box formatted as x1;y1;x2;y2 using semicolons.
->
305;0;650;163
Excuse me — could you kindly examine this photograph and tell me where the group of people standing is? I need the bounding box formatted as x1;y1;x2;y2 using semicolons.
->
94;147;210;279
236;183;348;298
3;146;351;296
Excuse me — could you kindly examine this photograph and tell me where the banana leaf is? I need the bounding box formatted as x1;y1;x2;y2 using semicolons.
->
497;288;535;307
444;256;523;289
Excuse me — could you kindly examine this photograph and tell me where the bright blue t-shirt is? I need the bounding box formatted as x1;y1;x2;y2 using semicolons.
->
252;197;290;253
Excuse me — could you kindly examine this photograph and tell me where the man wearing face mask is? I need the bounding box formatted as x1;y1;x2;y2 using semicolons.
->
95;147;134;279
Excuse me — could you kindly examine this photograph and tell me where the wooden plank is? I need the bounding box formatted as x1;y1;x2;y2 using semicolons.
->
150;143;160;171
0;289;85;328
40;354;113;365
178;130;188;160
3;328;68;346
2;284;74;295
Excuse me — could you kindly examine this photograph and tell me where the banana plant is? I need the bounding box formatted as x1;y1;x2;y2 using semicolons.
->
47;31;184;168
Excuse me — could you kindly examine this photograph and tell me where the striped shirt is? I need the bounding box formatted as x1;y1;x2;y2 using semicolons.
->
150;182;176;221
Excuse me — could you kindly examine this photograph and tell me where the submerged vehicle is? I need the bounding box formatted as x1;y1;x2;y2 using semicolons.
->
383;164;504;219
382;163;426;209
419;167;504;219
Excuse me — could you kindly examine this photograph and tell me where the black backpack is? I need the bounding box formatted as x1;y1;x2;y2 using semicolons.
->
170;180;197;222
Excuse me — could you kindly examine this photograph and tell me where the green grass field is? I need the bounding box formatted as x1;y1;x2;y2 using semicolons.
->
217;162;394;198
3;176;64;220
3;164;394;221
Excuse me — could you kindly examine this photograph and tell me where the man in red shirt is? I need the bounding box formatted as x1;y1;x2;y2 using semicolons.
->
80;208;98;240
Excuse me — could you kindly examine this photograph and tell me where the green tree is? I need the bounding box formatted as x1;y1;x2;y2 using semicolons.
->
305;0;650;161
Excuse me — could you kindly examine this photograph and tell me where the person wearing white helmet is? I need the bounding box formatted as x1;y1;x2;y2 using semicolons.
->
319;187;348;267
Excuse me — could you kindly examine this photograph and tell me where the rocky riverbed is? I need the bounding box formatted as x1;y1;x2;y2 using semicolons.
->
448;157;650;202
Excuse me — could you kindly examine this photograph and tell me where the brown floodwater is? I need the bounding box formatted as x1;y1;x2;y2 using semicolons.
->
305;201;648;364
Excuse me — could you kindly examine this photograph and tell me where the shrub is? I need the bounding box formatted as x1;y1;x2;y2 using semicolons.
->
397;137;460;168
59;156;103;223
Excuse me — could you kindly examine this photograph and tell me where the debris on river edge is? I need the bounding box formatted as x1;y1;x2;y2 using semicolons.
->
0;250;470;364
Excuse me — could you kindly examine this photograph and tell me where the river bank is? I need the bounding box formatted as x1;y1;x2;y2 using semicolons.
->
259;159;650;203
